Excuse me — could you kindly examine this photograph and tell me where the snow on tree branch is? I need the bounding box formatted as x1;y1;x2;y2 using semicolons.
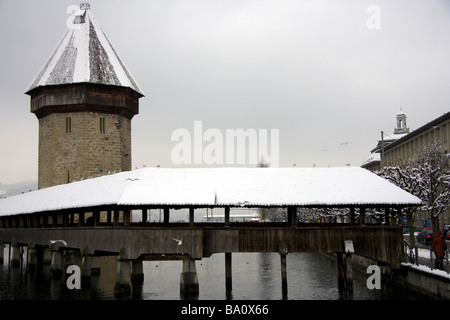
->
377;139;450;231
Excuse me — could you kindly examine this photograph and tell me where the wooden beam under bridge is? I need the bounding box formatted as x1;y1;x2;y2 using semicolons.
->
0;225;404;268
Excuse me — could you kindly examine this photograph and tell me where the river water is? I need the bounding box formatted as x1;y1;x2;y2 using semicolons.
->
0;246;425;300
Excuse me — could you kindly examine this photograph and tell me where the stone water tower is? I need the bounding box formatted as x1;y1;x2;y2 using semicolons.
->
26;3;144;189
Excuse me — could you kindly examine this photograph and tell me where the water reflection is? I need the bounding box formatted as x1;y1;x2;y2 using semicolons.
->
1;245;425;300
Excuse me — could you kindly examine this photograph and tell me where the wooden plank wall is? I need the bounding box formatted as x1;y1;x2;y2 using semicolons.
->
0;225;404;267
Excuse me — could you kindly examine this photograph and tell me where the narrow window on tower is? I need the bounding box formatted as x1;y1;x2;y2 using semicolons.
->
65;117;72;133
100;117;106;134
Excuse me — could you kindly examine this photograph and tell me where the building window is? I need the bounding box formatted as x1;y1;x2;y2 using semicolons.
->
65;117;72;133
100;117;106;134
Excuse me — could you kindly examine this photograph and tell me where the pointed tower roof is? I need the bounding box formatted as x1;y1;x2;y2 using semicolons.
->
26;3;144;97
397;107;406;117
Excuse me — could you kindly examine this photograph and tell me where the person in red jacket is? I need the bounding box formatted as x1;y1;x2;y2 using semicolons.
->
431;231;447;270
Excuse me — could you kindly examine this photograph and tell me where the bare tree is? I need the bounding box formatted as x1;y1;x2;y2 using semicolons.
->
377;165;422;246
257;156;271;168
261;207;286;222
377;139;450;243
410;139;450;232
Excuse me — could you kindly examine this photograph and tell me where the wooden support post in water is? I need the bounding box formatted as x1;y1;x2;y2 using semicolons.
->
280;253;288;299
81;255;91;279
279;241;288;299
345;253;353;294
82;255;100;278
115;259;131;296
27;247;38;270
50;250;64;278
131;260;144;283
337;252;353;297
65;250;82;268
42;247;52;264
10;245;21;267
225;252;232;293
180;256;199;296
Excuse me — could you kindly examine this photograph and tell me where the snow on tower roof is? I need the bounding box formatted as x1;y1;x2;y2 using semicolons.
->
0;167;421;216
26;4;144;96
397;108;406;116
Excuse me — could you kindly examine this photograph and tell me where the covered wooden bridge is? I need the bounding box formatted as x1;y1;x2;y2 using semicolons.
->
0;167;421;296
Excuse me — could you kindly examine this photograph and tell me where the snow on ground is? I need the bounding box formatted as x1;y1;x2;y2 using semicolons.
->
402;262;450;280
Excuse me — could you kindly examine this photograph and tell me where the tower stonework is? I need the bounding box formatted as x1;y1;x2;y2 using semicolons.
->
26;5;144;189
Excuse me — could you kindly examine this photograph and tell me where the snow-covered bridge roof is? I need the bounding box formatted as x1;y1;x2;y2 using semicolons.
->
0;167;421;216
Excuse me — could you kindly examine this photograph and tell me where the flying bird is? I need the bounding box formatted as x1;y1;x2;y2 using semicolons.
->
237;201;250;207
126;178;140;181
49;240;67;246
171;238;183;246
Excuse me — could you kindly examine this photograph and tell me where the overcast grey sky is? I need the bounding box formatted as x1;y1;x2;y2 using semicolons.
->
1;0;449;184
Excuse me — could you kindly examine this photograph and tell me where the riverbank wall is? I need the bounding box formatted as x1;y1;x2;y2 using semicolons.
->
350;254;450;299
392;264;450;300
